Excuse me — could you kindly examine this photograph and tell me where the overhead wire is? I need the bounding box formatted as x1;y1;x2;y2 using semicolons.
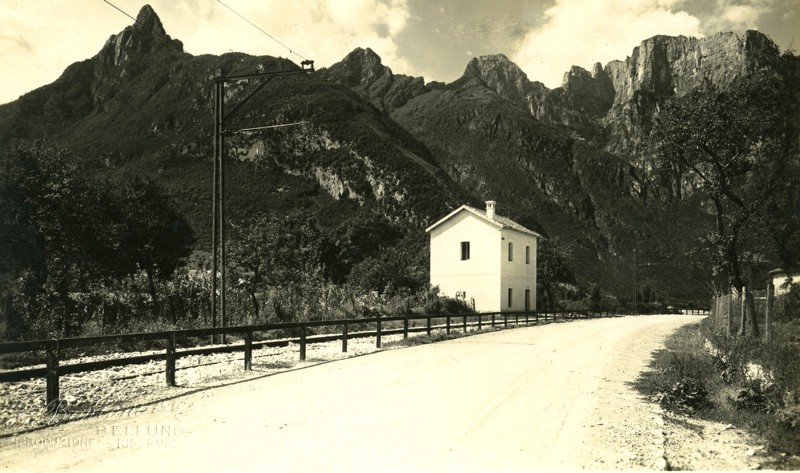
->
101;0;307;63
216;0;308;61
101;0;195;55
102;0;136;22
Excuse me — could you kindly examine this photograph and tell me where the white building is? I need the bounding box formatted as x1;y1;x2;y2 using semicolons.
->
426;201;541;312
770;267;800;296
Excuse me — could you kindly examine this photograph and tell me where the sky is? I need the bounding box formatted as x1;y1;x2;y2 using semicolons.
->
1;0;797;105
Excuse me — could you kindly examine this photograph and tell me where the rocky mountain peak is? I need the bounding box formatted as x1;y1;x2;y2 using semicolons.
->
324;47;390;88
133;4;166;35
98;4;183;68
320;47;428;112
560;64;615;115
462;54;536;100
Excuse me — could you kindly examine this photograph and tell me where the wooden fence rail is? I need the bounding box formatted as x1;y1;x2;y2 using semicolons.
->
1;309;614;414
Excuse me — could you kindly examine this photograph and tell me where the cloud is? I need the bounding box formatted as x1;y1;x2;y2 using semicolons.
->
512;0;702;88
0;0;130;104
177;0;412;72
703;0;775;33
0;33;33;52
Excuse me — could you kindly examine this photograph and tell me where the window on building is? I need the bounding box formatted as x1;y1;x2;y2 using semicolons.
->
526;245;530;264
508;288;513;308
508;242;513;261
461;241;470;260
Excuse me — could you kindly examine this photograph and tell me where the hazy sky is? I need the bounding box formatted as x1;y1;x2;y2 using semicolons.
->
1;0;797;105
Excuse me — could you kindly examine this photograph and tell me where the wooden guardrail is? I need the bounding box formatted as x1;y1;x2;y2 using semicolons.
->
0;310;604;414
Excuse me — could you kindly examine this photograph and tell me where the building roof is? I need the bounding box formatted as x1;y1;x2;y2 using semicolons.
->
770;267;800;276
425;204;542;238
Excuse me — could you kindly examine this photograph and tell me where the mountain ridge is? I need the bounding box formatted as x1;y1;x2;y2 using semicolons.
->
2;5;796;303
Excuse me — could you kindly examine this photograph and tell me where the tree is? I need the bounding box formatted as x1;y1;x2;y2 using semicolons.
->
762;52;800;269
648;72;794;337
99;174;194;319
347;244;426;296
536;238;575;310
0;144;195;337
229;211;322;320
319;210;404;284
0;144;108;337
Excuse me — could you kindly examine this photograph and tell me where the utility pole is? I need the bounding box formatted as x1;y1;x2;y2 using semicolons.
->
211;72;221;343
210;61;314;341
633;248;637;315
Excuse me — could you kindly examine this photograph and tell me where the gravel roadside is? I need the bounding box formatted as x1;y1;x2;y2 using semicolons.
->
0;332;410;437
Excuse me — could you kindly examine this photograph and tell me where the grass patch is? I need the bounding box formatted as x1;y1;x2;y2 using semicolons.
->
633;318;800;468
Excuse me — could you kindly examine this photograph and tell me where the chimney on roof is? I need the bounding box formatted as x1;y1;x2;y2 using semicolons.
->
486;200;496;220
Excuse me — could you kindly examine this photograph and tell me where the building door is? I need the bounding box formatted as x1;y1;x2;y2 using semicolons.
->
525;289;531;312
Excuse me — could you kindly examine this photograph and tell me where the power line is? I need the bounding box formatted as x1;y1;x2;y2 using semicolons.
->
229;122;309;134
101;0;194;55
216;0;307;61
102;0;135;22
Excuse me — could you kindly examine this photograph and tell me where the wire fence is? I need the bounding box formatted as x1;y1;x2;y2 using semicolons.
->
709;284;799;336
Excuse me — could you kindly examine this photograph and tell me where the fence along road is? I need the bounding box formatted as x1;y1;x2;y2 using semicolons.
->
0;315;700;472
0;314;700;472
0;310;601;413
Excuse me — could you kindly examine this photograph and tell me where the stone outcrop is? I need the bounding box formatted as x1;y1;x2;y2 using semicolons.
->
458;54;549;104
98;4;184;68
601;31;782;153
319;48;429;112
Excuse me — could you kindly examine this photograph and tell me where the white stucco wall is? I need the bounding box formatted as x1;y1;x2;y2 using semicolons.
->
429;212;501;312
499;229;538;311
429;210;538;312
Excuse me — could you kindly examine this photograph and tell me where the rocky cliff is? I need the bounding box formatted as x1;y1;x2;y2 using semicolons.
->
318;48;430;112
321;28;795;298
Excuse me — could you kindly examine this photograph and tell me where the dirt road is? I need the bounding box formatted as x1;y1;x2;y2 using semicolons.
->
2;315;702;472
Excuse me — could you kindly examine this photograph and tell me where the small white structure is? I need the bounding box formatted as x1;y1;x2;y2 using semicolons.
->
426;201;541;312
770;267;800;296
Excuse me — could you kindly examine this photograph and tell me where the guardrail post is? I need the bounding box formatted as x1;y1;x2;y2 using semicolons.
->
504;314;508;328
403;316;409;339
165;333;176;387
446;316;451;334
463;315;467;333
244;330;253;371
515;313;519;326
299;324;307;361
525;312;529;325
376;317;382;348
342;323;348;352
427;316;432;336
478;314;482;330
45;341;60;415
491;313;496;327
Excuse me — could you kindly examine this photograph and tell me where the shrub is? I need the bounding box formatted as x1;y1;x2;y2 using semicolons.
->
440;296;473;315
729;382;772;413
655;378;711;412
775;389;800;430
777;285;800;320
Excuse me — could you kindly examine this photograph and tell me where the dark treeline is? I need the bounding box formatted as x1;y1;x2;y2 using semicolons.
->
0;144;476;341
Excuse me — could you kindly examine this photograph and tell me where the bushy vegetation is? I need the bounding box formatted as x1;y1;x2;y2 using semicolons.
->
0;144;194;339
0;144;470;342
634;304;800;462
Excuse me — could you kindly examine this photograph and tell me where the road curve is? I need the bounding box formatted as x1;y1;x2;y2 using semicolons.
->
1;314;700;472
